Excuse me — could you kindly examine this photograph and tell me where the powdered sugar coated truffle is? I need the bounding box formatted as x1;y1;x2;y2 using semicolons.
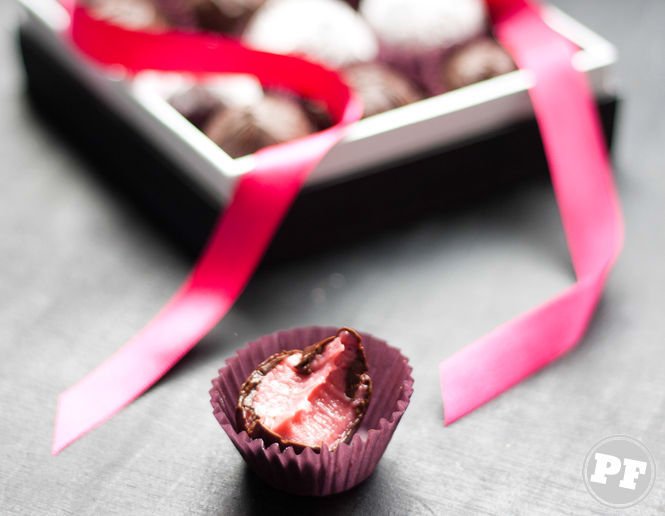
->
244;0;379;68
360;0;487;54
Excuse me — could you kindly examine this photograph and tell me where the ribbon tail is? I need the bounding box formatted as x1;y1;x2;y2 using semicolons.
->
52;180;290;455
51;118;349;454
52;293;228;454
440;2;623;423
441;271;604;425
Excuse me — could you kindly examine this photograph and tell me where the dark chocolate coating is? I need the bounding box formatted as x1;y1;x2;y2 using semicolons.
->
155;0;265;34
84;0;169;31
237;328;372;452
203;93;315;158
342;62;423;118
264;87;333;132
168;85;225;129
301;99;334;132
441;37;517;91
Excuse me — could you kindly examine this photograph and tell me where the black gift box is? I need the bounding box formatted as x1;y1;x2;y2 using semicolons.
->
16;1;619;262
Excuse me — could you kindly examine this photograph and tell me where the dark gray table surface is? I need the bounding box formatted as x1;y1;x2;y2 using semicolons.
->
1;0;664;514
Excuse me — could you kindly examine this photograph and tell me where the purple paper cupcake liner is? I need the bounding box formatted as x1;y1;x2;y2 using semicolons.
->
210;326;413;496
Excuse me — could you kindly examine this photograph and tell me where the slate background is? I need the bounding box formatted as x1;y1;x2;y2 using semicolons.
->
1;0;664;514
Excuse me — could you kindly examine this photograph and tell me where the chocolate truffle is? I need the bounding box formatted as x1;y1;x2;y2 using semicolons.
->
237;328;372;451
441;37;517;91
154;0;265;34
168;85;225;129
170;73;264;126
85;0;169;31
342;62;423;118
243;0;379;68
360;0;487;55
203;93;315;158
204;74;265;107
300;99;334;132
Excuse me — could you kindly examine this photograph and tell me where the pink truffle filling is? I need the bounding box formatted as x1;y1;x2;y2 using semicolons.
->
251;335;365;448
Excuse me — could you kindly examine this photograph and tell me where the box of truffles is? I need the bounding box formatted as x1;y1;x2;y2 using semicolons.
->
16;0;618;260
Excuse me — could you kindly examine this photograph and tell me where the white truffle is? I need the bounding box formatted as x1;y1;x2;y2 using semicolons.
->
360;0;487;54
132;72;264;107
244;0;379;68
204;75;265;107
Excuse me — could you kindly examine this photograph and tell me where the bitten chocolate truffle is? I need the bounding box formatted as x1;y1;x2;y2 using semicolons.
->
441;37;516;91
237;328;372;452
155;0;265;34
342;62;423;118
203;93;315;158
243;0;379;68
85;0;169;31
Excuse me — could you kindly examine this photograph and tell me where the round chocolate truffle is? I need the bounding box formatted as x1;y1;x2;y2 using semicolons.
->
168;85;225;129
441;37;517;91
203;93;315;158
154;0;265;34
342;62;423;118
85;0;169;31
148;73;262;128
360;0;487;55
243;0;379;68
300;99;334;132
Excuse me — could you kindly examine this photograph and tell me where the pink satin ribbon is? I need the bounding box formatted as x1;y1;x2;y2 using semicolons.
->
52;4;361;454
53;0;622;454
440;1;623;423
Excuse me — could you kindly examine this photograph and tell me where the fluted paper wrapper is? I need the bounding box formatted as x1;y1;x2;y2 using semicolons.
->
210;326;413;496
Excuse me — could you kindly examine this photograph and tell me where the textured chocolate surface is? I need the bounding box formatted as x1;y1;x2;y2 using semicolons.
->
441;37;517;91
342;62;423;118
203;93;314;158
237;328;372;452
